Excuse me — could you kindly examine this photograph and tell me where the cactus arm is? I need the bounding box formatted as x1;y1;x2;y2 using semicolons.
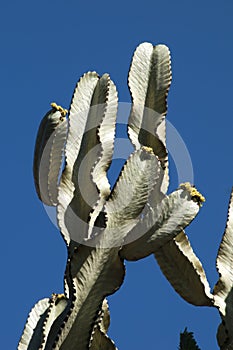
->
56;71;100;245
155;231;213;306
213;189;233;349
128;42;172;198
18;298;50;350
214;188;233;312
33;103;67;206
39;294;68;350
95;298;111;334
18;295;69;350
90;298;117;350
86;76;118;238
128;42;171;153
120;183;203;260
91;77;118;196
50;248;124;350
90;328;117;350
120;185;213;307
57;73;118;245
103;147;160;246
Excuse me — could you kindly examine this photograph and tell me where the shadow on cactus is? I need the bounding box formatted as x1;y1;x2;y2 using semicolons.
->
18;42;233;350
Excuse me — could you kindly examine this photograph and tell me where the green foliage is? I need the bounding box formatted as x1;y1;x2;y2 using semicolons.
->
179;328;201;350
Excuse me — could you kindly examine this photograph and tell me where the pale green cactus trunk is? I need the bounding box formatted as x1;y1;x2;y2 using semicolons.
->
18;42;233;350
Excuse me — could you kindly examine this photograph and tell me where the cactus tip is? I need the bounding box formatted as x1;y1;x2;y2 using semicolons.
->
179;182;205;206
51;102;68;117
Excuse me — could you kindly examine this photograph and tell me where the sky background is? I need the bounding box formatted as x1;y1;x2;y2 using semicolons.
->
1;1;233;349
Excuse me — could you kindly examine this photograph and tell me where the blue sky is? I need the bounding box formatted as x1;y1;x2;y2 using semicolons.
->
1;1;233;349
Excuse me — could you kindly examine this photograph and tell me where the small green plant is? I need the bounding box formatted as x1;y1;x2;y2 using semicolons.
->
179;328;201;350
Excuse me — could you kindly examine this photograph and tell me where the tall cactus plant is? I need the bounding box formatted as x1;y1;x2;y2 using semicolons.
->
18;42;233;350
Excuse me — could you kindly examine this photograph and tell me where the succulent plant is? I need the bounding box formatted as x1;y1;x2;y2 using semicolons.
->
18;42;233;350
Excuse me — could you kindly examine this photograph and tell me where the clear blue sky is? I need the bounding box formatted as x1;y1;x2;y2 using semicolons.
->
1;1;233;349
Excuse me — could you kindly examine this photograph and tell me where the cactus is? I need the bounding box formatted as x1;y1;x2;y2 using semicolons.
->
18;42;233;349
